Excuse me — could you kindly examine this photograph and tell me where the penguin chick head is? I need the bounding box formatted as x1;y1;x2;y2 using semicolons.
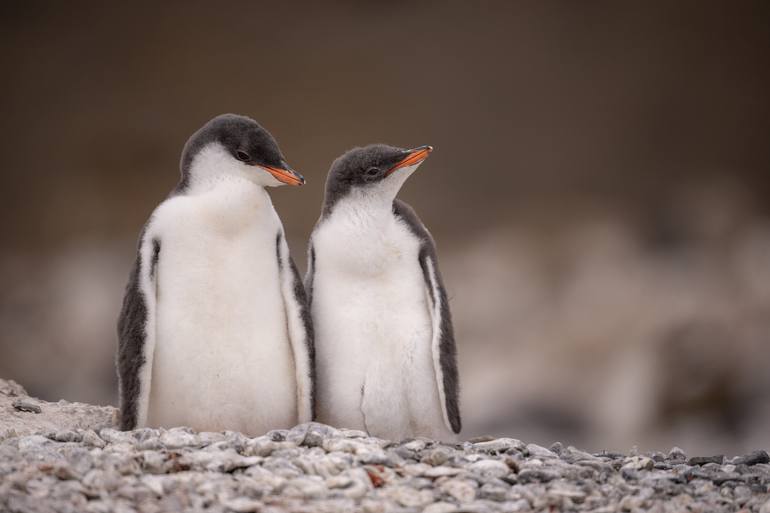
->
178;113;304;192
324;144;432;213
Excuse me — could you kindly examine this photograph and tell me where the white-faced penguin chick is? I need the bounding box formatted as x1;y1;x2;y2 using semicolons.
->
306;144;461;441
117;114;314;435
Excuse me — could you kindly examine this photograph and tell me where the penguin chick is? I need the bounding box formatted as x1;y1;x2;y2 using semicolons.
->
307;144;460;441
117;113;314;435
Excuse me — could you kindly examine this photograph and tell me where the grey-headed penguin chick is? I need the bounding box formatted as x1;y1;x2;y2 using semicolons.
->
306;144;460;441
117;114;314;435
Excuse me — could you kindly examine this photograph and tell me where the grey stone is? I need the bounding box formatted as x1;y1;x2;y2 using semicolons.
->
423;502;458;513
98;429;135;445
283;476;327;499
472;438;525;454
548;481;586;502
223;497;263;512
688;455;724;466
81;430;106;448
338;428;369;439
439;479;477;503
384;485;435;508
712;471;745;485
478;483;508;501
622;456;654;471
518;468;560;483
12;399;42;414
526;444;557;459
304;423;340;448
501;498;531;512
402;439;427;452
424;446;454;466
734;450;770;466
561;446;599;463
18;434;52;451
468;459;510;478
51;430;82;443
668;447;687;460
423;466;464;478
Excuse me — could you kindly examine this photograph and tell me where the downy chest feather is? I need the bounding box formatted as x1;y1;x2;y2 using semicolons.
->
316;210;420;279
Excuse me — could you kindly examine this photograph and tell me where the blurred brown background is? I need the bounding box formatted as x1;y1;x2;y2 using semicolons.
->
1;1;769;453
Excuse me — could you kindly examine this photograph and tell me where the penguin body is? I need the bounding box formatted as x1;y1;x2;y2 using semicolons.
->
117;114;314;435
307;145;460;441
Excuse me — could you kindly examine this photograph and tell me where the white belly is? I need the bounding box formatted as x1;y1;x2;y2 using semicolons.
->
147;194;296;435
312;214;448;440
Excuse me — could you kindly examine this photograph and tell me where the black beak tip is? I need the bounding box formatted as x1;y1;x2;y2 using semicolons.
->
405;145;434;154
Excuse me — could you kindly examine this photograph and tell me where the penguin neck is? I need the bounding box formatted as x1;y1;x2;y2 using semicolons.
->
187;171;275;217
332;188;398;226
329;171;411;219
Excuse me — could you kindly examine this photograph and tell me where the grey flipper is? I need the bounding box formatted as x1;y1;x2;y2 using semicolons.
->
276;232;316;421
393;199;462;434
116;234;160;430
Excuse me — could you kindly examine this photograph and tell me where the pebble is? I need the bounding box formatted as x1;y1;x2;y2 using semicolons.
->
688;455;724;466
423;466;464;478
1;407;769;513
526;443;557;459
468;459;510;478
424;446;454;466
503;498;531;512
669;447;687;460
518;468;560;483
622;456;654;471
561;446;599;463
734;450;770;466
12;399;42;413
472;438;525;454
478;483;508;501
18;434;52;451
81;430;106;448
440;479;477;503
51;430;82;443
159;428;199;449
402;439;427;452
283;476;327;499
423;502;458;513
549;481;587;502
223;497;262;512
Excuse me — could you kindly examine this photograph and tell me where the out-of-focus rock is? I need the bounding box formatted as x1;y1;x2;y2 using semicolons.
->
1;378;770;512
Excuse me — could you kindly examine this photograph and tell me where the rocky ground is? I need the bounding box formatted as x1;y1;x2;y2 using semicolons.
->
1;379;769;513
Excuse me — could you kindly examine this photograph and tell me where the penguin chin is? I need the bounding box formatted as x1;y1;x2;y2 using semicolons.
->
227;162;288;188
250;168;287;188
377;162;421;197
389;162;421;182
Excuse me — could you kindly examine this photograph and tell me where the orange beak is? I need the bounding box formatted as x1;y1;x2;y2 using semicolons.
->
386;145;433;176
261;165;305;186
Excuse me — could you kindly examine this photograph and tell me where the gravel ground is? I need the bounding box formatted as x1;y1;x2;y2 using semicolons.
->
1;379;769;513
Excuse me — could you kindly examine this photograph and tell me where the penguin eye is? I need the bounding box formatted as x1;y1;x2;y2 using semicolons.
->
365;167;380;176
235;151;250;162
